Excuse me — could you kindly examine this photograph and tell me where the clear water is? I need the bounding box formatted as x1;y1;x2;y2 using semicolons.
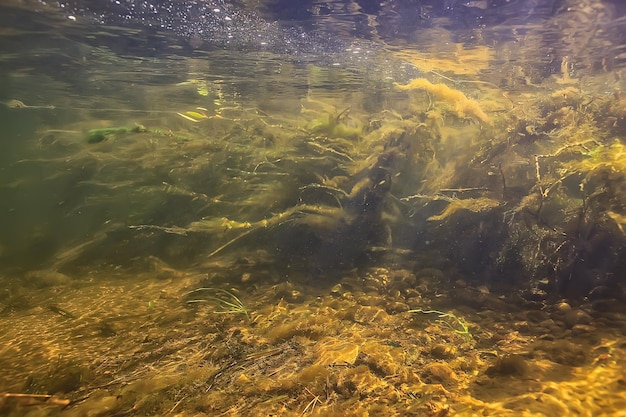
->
1;1;626;416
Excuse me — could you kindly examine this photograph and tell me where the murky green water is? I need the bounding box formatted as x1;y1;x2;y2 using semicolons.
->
1;1;626;416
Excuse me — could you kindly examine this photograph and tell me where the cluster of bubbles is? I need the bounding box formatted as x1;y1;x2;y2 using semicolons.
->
56;0;345;54
51;0;582;57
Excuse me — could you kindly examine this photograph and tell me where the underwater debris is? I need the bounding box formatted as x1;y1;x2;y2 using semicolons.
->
0;99;55;109
47;305;76;319
0;393;70;408
607;211;626;235
177;108;209;122
176;78;210;96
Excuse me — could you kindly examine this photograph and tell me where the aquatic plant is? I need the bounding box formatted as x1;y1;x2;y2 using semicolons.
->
185;288;249;319
401;193;501;222
306;106;363;139
395;78;492;124
408;308;471;340
86;125;147;143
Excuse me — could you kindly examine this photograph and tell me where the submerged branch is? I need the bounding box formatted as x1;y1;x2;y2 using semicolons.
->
128;204;346;258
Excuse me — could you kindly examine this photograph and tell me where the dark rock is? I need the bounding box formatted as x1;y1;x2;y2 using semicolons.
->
589;285;624;301
430;343;457;359
533;340;588;366
562;309;593;328
592;299;625;313
485;354;528;377
525;310;550;323
521;288;548;302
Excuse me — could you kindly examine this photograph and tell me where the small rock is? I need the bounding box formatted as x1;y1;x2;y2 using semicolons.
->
525;310;550;323
330;283;343;297
316;340;360;366
521;288;548;302
404;288;421;300
485;354;528;377
273;283;304;303
592;299;623;313
513;321;531;332
430;343;457;359
562;309;592;328
572;324;596;334
454;279;468;288
555;302;572;313
25;270;71;287
538;318;559;331
589;285;623;301
533;340;588;366
385;301;409;314
415;267;445;281
423;362;457;384
354;306;389;324
355;294;384;307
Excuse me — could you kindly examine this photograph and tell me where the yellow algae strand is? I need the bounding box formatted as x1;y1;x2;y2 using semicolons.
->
395;78;491;125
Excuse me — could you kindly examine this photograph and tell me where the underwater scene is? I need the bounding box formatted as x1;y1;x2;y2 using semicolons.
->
1;0;626;415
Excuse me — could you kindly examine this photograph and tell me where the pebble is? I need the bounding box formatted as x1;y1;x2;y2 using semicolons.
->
562;309;593;328
485;354;528;377
354;305;390;324
385;301;409;314
555;301;572;313
423;362;457;384
430;343;457;359
525;310;550;323
571;324;596;334
538;318;562;334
